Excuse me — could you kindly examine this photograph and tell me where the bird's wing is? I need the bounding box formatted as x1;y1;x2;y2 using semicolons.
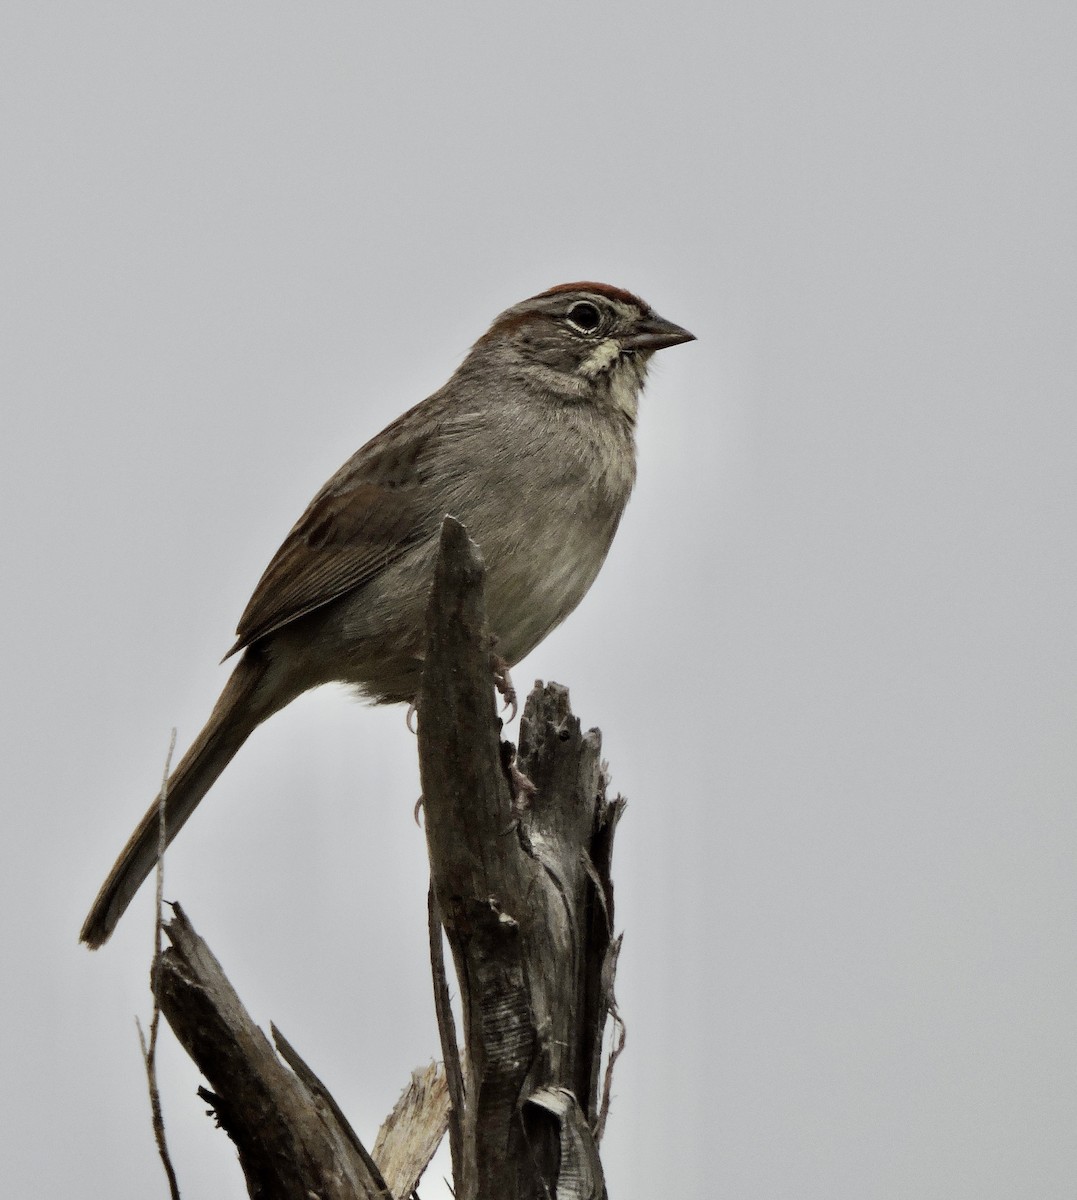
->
226;403;441;657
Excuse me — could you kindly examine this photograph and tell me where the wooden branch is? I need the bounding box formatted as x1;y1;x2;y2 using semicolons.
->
154;904;393;1200
417;516;622;1200
372;1062;451;1200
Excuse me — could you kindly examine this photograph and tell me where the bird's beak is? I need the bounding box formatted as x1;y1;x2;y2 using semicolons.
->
620;313;696;353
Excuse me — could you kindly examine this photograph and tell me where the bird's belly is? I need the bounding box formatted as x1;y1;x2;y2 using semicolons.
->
479;511;615;666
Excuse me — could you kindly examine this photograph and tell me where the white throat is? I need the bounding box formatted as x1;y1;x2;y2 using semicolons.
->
578;340;648;422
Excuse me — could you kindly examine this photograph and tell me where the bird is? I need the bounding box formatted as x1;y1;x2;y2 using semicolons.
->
80;282;695;948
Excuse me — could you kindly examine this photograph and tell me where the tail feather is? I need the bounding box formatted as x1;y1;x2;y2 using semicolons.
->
80;654;268;949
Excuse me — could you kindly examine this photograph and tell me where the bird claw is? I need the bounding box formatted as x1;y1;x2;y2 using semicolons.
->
406;699;419;734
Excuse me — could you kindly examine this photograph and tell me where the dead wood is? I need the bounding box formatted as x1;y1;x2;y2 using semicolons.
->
417;516;622;1200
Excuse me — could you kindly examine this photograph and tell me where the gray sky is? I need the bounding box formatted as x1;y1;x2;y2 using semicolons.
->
4;4;1077;1197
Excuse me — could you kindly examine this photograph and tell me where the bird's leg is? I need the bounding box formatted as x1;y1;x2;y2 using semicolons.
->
509;757;536;815
489;638;518;721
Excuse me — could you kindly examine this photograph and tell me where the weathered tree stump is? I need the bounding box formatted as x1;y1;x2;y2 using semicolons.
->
148;516;623;1198
418;517;622;1200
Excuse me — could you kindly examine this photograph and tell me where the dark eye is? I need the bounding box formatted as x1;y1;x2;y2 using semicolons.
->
566;301;602;333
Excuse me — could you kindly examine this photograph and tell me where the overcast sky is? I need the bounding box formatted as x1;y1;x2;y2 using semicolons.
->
4;4;1077;1197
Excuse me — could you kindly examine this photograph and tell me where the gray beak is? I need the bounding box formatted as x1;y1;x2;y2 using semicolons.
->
620;312;696;353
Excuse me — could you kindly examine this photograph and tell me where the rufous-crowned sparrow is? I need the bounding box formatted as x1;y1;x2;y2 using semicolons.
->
80;282;694;948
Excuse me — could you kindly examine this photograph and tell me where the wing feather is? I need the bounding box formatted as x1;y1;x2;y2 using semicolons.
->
225;405;440;657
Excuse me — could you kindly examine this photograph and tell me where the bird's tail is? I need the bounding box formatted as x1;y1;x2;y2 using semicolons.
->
79;653;270;949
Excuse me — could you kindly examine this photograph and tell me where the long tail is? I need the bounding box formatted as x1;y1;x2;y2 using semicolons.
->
80;653;271;949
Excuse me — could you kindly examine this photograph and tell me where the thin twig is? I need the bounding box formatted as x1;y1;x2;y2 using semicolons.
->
271;1024;392;1195
593;1004;626;1145
592;935;625;1145
427;886;464;1182
137;729;180;1200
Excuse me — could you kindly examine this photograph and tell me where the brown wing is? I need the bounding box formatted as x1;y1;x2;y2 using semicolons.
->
224;408;440;658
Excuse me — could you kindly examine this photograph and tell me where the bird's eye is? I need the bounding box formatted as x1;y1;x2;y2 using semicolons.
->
566;301;602;333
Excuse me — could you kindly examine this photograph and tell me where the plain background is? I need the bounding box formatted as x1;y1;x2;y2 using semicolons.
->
3;4;1077;1197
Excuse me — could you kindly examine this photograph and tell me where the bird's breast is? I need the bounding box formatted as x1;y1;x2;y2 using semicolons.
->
454;408;636;665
